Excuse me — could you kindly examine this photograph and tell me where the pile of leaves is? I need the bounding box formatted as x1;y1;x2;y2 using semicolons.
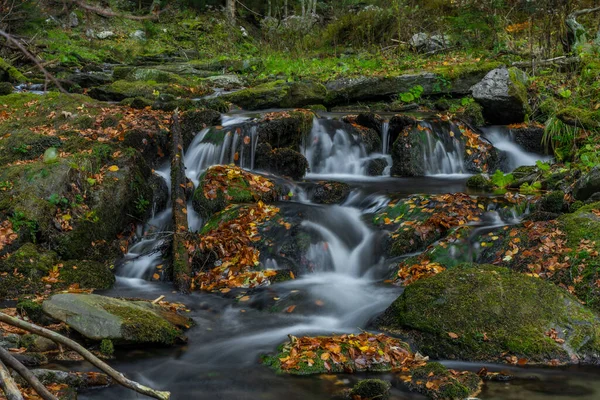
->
266;332;426;375
396;259;446;286
201;165;277;202
0;219;17;253
401;362;482;400
376;193;486;243
190;201;280;291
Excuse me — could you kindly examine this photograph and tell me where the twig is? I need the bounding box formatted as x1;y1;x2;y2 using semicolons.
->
0;347;58;400
152;295;165;304
0;29;67;93
0;359;24;400
0;312;170;400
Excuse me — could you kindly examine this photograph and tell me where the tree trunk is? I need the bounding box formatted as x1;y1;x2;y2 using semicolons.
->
284;0;288;18
226;0;236;23
301;0;305;17
170;112;192;294
267;0;271;17
311;0;317;16
565;6;600;51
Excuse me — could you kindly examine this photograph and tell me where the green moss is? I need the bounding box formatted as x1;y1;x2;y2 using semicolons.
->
556;106;599;130
0;57;26;83
16;299;45;324
58;260;115;290
540;191;566;213
377;264;600;363
100;339;114;357
435;61;503;81
466;174;493;190
102;303;181;345
1;243;58;279
350;379;391;400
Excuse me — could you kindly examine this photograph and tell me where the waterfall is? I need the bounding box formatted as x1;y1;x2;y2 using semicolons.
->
420;121;467;176
382;121;390;154
303;118;391;177
482;126;552;171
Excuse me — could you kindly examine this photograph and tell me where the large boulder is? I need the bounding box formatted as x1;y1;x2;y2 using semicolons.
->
377;264;600;364
574;166;600;201
257;110;314;150
471;67;530;124
409;33;450;53
42;294;191;345
254;144;308;180
510;123;547;154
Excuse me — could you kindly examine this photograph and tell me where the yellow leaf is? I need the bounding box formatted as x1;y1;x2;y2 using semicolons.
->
108;165;119;172
152;273;160;280
239;295;250;302
320;352;331;361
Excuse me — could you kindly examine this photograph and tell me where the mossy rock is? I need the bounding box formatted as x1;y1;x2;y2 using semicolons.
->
377;264;600;364
539;191;566;214
57;260;115;290
192;166;278;220
0;82;13;95
311;181;350;204
0;243;58;280
180;109;222;147
113;67;186;84
466;174;493;190
88;80;208;102
0;130;63;165
223;81;326;110
408;362;482;400
0;57;26;83
42;294;191;345
350;379;391;400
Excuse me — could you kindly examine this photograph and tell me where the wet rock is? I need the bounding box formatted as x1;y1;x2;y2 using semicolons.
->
366;157;388;176
573;166;600;201
311;181;350;204
510;124;547;154
407;362;482;400
67;72;112;88
14;369;111;389
20;334;58;352
471;67;530;124
409;33;451;53
354;113;384;134
377;264;600;364
391;119;496;176
222;81;326;110
539;191;567;214
254;143;308;180
89;80;208;102
180;109;222;147
257;110;314;150
192;165;279;219
350;379;391;400
42;293;191;345
466;174;493;190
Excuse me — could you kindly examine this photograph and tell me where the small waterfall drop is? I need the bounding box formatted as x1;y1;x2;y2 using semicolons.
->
381;121;390;154
482;126;552;171
420;121;467;176
303;118;391;177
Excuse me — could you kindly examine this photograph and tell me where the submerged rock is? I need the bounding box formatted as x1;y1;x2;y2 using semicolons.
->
377;264;600;364
471;67;530;124
42;294;191;345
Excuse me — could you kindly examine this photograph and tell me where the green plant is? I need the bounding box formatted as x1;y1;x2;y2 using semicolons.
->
12;144;29;154
542;116;579;159
9;211;37;241
520;181;542;194
398;85;424;103
0;181;13;191
83;210;99;223
558;89;572;99
491;170;514;188
99;339;114;357
134;196;150;214
48;193;70;208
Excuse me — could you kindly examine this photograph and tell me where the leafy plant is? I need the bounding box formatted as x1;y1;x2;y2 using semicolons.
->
134;196;150;214
558;89;572;99
9;211;37;241
491;170;514;188
542;116;579;158
12;144;29;154
48;193;70;208
399;85;424;103
519;181;542;194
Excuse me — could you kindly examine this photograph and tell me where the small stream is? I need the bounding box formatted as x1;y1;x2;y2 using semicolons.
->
72;112;600;400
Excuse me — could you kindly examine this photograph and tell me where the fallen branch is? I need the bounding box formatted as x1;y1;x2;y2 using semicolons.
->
511;56;580;69
0;347;58;400
0;312;170;400
0;29;67;93
0;359;24;400
70;0;161;21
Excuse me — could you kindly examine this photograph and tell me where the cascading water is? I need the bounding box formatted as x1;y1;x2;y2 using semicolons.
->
420;121;467;176
381;121;390;154
303;118;391;177
482;126;552;171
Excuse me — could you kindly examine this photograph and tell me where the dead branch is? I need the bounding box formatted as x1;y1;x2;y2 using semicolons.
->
0;359;24;400
0;347;58;400
511;56;580;69
69;0;161;21
0;312;170;400
0;29;66;93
